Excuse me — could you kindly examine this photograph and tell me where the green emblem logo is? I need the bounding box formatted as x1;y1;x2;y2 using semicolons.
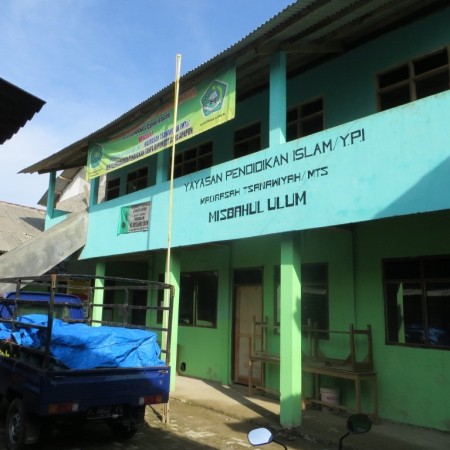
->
90;144;103;168
201;80;227;117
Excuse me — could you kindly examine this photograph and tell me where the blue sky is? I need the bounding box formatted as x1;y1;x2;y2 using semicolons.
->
0;0;294;208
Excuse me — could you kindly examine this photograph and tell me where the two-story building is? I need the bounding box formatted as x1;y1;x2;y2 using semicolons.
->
20;0;450;431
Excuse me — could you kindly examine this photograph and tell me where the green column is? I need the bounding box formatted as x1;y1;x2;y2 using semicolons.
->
166;251;180;391
280;232;302;427
92;260;106;325
269;51;287;146
46;171;56;222
156;150;168;184
89;175;99;207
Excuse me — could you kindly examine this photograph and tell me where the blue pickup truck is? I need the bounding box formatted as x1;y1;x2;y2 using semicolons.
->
0;274;174;450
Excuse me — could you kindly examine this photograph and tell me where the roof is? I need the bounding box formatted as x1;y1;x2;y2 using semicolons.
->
0;78;45;145
0;202;46;253
20;0;448;175
38;167;89;211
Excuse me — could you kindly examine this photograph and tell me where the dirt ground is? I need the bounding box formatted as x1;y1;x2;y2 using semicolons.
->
0;398;324;450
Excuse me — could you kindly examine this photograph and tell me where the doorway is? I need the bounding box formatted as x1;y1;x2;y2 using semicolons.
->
233;268;263;385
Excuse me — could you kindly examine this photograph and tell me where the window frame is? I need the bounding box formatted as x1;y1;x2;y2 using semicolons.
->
105;176;120;201
383;255;450;350
287;97;324;141
178;271;218;328
377;47;450;111
233;122;261;158
274;263;329;332
172;141;213;179
126;166;148;194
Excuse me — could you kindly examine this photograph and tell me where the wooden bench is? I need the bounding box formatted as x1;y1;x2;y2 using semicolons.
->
302;322;378;418
247;318;378;419
248;316;280;397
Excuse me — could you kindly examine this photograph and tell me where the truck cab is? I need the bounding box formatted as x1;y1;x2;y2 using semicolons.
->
0;291;84;321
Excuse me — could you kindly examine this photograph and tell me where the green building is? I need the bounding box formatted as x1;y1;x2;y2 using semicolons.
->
21;1;450;431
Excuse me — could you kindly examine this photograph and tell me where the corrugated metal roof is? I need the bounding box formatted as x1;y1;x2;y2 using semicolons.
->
38;167;83;207
0;78;45;145
0;202;45;253
20;0;448;175
39;167;101;210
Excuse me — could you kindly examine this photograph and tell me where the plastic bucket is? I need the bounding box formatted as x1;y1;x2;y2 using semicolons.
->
320;387;340;411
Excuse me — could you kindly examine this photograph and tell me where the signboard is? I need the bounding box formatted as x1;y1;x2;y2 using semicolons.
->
165;91;450;247
118;202;151;234
81;91;450;259
87;65;236;180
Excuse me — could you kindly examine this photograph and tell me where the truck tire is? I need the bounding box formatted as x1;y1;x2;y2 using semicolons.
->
111;421;139;439
5;399;27;450
110;405;145;439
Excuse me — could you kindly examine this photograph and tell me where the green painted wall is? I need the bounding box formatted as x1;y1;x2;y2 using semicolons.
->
165;214;450;430
255;228;357;394
286;6;450;128
172;231;357;385
354;212;450;430
170;246;231;383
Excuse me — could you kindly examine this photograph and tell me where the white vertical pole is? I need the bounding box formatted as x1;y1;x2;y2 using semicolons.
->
163;54;182;344
162;53;181;425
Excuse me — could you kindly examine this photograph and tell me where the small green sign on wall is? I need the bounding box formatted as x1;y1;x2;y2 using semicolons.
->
118;202;151;234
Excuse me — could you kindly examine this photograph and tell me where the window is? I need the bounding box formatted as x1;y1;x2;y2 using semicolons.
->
384;256;450;349
106;177;120;200
172;142;213;179
126;167;148;194
378;47;450;111
287;98;324;141
179;272;218;327
234;122;261;158
130;290;147;326
274;263;328;330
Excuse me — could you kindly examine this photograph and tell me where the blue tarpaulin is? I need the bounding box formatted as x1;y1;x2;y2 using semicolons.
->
0;314;164;369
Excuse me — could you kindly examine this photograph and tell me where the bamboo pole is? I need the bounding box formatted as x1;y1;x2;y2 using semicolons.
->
162;54;181;425
164;53;181;291
162;54;181;356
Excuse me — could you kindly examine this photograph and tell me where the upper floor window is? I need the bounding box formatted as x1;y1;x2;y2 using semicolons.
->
384;256;450;349
126;167;148;194
287;98;324;141
106;177;120;201
172;142;213;179
234;122;261;158
378;47;450;111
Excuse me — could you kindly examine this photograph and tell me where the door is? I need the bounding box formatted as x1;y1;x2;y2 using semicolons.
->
234;285;263;385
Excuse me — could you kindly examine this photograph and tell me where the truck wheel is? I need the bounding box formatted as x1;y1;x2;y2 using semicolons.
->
110;406;145;439
5;399;27;450
111;422;139;439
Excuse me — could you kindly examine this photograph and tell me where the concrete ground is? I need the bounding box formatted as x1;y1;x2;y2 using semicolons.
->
0;375;448;449
171;375;450;450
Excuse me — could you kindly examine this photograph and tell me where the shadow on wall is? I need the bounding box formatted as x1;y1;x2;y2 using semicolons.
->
374;155;450;220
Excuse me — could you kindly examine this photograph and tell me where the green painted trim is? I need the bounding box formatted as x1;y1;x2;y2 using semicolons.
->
280;232;302;427
45;171;56;223
89;176;99;207
269;51;286;146
168;252;180;391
